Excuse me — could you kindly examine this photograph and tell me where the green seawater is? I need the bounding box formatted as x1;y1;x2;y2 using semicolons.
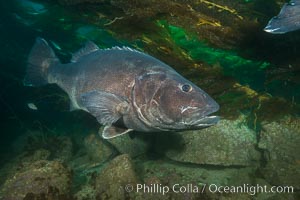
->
158;20;270;90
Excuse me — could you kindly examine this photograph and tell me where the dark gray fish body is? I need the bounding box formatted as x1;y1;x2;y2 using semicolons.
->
264;0;300;34
24;38;219;139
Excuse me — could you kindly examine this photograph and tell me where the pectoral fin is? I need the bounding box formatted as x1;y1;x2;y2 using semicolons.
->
80;90;129;125
100;125;133;139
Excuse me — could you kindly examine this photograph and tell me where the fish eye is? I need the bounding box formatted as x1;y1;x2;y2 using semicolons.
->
181;84;192;93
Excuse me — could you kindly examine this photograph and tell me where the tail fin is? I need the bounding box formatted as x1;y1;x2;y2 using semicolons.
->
23;37;60;86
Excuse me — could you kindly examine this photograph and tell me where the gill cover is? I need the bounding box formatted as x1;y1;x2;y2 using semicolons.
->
132;71;174;130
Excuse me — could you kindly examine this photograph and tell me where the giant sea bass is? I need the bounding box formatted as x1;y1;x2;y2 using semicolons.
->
24;38;220;139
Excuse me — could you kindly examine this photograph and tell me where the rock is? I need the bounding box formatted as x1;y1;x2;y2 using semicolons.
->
26;148;51;161
13;131;74;163
134;157;257;200
108;133;150;157
254;178;276;200
258;116;300;190
132;176;170;200
95;154;139;199
74;185;97;200
84;134;114;163
0;160;72;200
207;193;252;200
254;178;297;200
68;134;114;176
0;149;51;188
54;136;74;163
156;115;260;166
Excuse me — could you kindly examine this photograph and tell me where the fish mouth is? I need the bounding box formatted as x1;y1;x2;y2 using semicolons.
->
181;104;220;128
187;115;220;128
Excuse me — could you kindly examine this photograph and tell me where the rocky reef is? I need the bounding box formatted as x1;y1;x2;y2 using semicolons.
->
259;117;300;190
0;160;72;199
0;114;299;199
156;115;261;166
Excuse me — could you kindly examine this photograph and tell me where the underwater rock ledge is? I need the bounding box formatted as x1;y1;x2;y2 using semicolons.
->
155;115;261;167
258;116;300;190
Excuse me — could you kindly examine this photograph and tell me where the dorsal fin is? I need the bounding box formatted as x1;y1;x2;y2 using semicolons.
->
71;41;99;63
107;46;146;55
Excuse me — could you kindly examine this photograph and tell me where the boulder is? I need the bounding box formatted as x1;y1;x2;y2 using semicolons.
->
134;157;257;200
95;154;139;199
108;133;150;157
84;133;114;163
0;149;51;188
258;116;300;190
74;185;97;200
54;136;74;162
0;160;72;200
156;115;261;166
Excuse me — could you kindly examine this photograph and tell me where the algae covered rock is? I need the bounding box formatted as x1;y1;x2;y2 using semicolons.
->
258;116;300;190
55;136;74;162
74;185;97;200
134;157;256;200
108;134;150;157
95;154;139;199
156;115;260;166
69;134;114;174
25;148;51;161
84;133;114;163
0;148;52;189
14;131;74;163
0;160;72;200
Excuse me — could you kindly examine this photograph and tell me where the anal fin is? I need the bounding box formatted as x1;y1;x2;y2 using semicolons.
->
100;125;133;139
69;101;78;111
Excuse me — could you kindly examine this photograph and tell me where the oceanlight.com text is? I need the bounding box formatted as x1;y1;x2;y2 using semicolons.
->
124;183;294;196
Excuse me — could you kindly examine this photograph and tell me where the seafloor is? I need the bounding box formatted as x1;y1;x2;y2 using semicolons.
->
0;0;299;199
